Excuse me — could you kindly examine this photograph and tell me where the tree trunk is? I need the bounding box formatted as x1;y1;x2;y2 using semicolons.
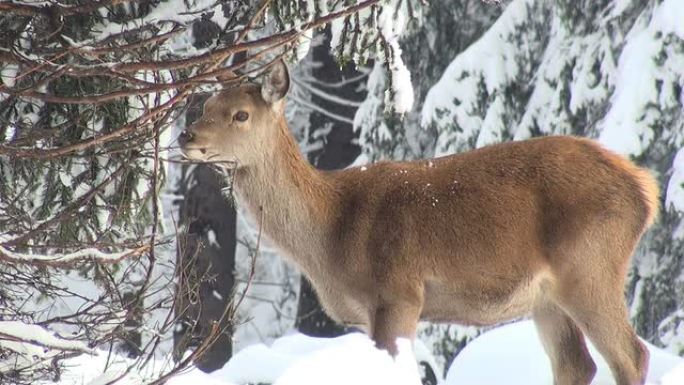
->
173;94;237;372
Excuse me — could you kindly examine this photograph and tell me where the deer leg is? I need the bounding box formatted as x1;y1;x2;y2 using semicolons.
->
370;279;424;357
546;221;649;385
553;279;648;385
533;303;597;385
565;300;647;385
371;302;421;355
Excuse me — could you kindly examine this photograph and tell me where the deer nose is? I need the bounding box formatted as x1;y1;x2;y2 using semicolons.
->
178;131;194;146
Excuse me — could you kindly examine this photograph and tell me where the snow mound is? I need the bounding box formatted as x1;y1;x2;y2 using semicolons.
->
211;321;683;385
447;320;684;385
217;332;421;385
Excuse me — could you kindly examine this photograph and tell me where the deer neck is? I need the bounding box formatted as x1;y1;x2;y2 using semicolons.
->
232;118;337;263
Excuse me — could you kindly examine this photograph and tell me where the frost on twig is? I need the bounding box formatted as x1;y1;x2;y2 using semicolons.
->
0;245;149;266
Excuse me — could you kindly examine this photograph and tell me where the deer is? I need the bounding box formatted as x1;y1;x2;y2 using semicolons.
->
179;59;659;385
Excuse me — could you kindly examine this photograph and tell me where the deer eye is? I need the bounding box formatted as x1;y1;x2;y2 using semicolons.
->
234;111;249;122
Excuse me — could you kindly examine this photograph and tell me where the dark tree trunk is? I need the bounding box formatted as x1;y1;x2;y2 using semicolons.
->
119;291;143;358
173;94;237;372
295;29;363;337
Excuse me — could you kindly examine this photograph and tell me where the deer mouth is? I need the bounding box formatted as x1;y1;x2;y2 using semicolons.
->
180;145;234;168
180;145;208;158
177;132;237;168
178;131;209;156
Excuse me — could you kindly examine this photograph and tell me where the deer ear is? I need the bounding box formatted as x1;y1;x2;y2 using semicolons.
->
261;59;290;105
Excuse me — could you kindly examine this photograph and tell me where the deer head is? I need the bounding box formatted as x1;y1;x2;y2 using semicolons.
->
179;60;291;167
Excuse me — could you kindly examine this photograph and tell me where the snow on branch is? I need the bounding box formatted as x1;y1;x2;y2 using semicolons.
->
0;321;94;354
0;245;149;266
378;3;415;114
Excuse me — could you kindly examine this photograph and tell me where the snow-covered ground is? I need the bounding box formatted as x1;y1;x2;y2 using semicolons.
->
48;320;683;385
447;321;684;385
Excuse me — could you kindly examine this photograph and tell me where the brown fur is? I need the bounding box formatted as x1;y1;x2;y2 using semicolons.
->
180;61;659;385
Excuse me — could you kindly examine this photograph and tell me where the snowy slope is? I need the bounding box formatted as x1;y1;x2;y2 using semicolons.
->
50;321;684;385
447;321;683;385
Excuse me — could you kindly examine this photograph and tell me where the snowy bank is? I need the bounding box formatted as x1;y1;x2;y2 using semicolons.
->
48;320;683;385
448;320;683;385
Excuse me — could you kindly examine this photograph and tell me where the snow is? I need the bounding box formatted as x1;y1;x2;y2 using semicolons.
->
662;363;684;385
385;53;414;114
0;63;19;87
207;229;220;247
212;290;223;300
652;0;684;39
421;0;533;154
597;14;658;156
218;343;291;383
598;0;684;156
567;36;616;114
476;97;506;148
59;170;74;187
659;310;684;355
604;0;633;20
329;13;344;58
0;245;137;264
90;0;223;43
511;5;620;140
47;353;154;385
353;63;385;140
43;320;684;385
666;147;684;213
422;0;530;123
421;0;683;158
221;333;421;385
378;5;414;114
85;371;131;385
0;321;94;354
295;29;313;62
447;320;683;385
3;124;15;142
332;1;414;115
272;337;420;385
